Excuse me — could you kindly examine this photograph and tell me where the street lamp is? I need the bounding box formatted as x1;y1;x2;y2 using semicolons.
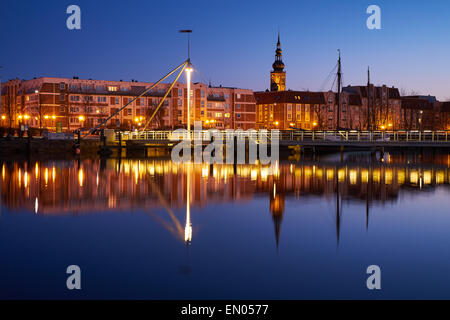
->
179;29;193;137
186;65;193;135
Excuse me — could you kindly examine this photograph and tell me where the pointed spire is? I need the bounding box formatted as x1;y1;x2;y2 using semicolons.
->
277;30;281;47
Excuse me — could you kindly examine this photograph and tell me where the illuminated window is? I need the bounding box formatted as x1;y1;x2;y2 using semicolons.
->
108;86;118;92
215;113;222;118
224;113;230;118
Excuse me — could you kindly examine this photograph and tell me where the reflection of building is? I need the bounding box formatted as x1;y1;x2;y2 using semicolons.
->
1;158;450;215
1;157;450;246
270;191;285;249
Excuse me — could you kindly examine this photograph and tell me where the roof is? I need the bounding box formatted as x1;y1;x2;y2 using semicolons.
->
343;85;400;99
254;91;325;104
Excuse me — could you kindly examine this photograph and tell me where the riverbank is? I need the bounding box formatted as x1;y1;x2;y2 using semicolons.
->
0;138;102;160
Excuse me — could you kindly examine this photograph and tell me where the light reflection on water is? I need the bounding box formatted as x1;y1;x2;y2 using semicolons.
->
0;151;450;299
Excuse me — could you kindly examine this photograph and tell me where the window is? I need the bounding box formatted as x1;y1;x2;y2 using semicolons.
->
108;86;118;92
178;89;183;96
287;104;292;111
236;113;241;118
96;85;105;91
60;94;65;102
70;96;80;102
215;113;222;118
225;113;230;118
201;90;205;98
83;96;93;102
201;100;205;108
178;110;182;116
140;99;144;106
60;83;65;90
225;94;230;99
115;98;119;105
127;109;132;116
236;94;241;99
98;97;107;103
70;84;79;91
236;104;241;109
178;99;182;107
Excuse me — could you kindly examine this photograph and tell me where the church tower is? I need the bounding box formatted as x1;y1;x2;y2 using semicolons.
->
270;33;286;92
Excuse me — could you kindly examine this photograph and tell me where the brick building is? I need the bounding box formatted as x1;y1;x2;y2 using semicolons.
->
0;77;256;132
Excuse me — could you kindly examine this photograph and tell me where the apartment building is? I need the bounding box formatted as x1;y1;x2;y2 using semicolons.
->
255;91;326;130
0;77;256;132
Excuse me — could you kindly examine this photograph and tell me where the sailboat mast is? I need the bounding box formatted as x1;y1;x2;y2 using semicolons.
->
367;67;371;131
337;50;342;130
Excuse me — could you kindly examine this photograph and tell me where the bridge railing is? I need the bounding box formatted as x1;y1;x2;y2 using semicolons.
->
115;130;450;143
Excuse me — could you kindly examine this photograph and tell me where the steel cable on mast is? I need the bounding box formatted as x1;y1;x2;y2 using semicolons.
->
142;62;187;131
81;60;188;139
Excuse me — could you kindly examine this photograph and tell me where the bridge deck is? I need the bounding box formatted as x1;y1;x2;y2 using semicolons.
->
111;130;450;149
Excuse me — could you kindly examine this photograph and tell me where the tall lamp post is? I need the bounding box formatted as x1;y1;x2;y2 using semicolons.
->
179;30;193;137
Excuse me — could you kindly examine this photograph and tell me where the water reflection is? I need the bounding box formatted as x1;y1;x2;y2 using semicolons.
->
1;152;450;248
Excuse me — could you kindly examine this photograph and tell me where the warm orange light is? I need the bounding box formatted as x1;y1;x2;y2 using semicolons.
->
388;123;393;127
18;115;23;120
274;121;279;126
52;115;56;120
134;117;139;123
1;115;5;120
289;123;295;127
24;115;30;120
44;115;49;120
205;120;210;124
313;122;318;127
78;115;85;121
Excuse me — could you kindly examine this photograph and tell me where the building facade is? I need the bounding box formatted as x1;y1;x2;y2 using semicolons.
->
0;77;256;132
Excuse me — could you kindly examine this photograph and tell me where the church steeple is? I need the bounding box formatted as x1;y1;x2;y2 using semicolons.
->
270;32;286;92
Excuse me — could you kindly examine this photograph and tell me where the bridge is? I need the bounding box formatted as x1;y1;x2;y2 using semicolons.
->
110;130;450;148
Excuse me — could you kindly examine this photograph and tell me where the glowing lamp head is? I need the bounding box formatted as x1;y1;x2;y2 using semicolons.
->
78;116;85;121
1;115;6;120
313;122;318;127
44;115;49;120
52;115;56;120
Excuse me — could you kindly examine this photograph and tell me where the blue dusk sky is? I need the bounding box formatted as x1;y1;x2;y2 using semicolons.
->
1;0;450;99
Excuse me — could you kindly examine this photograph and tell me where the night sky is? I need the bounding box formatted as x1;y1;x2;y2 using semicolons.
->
1;0;450;99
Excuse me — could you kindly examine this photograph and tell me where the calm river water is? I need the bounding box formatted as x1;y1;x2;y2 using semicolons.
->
1;151;450;299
